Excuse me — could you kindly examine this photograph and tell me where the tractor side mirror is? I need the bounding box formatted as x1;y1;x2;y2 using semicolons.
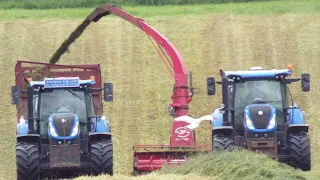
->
11;86;20;105
207;77;216;95
301;73;310;92
103;83;113;102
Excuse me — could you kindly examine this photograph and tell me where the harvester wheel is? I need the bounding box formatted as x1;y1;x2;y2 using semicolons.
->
213;134;236;151
90;140;113;176
288;132;311;171
16;142;40;180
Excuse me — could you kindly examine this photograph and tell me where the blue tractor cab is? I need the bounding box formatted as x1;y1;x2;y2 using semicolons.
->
206;66;311;171
13;73;114;179
17;77;111;138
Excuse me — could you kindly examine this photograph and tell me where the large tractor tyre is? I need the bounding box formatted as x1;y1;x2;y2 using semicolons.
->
16;142;40;180
213;134;236;151
90;140;113;176
288;132;311;171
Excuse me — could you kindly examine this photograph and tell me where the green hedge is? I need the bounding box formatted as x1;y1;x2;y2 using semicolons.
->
0;0;277;9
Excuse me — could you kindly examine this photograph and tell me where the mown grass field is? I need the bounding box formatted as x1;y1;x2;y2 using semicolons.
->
0;0;272;8
74;150;320;180
0;0;319;20
1;0;320;179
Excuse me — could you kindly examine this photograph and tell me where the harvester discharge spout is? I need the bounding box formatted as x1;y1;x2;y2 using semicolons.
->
86;2;211;173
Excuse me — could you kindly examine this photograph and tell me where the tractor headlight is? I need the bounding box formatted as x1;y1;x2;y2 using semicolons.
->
245;114;254;130
267;114;276;129
70;121;79;137
49;122;58;137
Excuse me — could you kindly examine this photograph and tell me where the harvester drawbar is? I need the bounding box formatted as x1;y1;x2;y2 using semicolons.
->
86;3;211;173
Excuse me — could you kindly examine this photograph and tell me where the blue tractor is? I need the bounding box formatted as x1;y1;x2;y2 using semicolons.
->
206;66;311;171
12;61;114;179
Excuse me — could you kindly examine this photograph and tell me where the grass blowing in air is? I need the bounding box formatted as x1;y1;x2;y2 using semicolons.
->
49;18;92;64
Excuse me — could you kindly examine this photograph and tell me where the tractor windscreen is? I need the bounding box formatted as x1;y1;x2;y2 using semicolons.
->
233;80;283;131
38;89;95;138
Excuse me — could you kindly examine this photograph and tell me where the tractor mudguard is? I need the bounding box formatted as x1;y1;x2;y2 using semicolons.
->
287;108;306;124
286;124;309;134
285;124;309;143
211;108;223;128
90;116;111;133
212;126;235;136
17;134;40;144
89;132;112;143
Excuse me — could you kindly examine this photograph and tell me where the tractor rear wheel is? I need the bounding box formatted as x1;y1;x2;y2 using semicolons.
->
213;134;236;151
288;132;311;171
16;142;40;180
90;140;113;176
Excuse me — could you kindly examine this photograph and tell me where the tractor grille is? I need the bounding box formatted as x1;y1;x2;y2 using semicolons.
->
52;114;75;136
248;106;272;129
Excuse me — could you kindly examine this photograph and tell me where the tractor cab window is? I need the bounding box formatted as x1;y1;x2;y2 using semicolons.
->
39;89;88;138
33;95;38;118
228;83;234;107
227;83;234;123
281;83;291;108
233;80;283;132
32;94;39;131
85;93;96;117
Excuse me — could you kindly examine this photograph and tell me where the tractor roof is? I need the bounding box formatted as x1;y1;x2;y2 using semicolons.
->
29;77;95;88
224;67;292;80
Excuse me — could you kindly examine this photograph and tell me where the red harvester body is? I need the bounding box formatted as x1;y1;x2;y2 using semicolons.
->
86;3;211;173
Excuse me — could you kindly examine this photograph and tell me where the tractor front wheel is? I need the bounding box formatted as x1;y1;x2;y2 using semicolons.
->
213;134;236;151
288;132;311;171
16;142;40;180
90;140;113;176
